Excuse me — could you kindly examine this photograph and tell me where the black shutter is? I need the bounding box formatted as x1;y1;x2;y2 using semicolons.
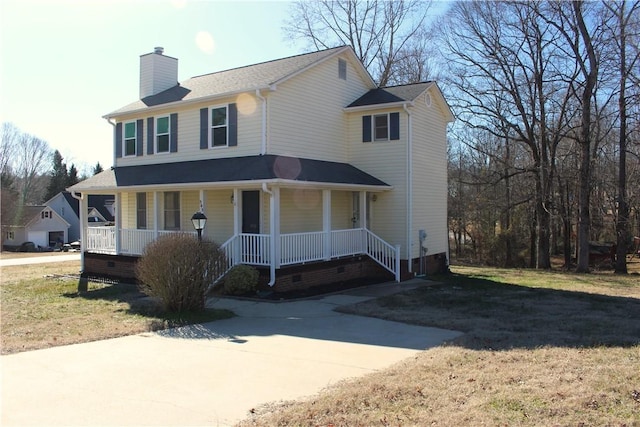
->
390;112;400;140
170;113;178;152
362;115;372;142
147;117;154;155
200;108;208;149
115;122;122;158
228;103;237;147
136;119;144;156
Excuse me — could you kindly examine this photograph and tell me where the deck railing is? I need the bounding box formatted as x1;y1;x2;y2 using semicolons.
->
86;227;400;281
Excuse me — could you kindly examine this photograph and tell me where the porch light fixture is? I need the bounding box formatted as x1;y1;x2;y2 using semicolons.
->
191;211;207;241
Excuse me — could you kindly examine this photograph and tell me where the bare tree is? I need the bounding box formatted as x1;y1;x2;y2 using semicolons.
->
283;0;433;85
601;0;640;273
441;1;577;268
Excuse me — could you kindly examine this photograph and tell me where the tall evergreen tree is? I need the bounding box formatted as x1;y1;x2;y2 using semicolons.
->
67;164;79;187
44;150;68;201
92;162;103;175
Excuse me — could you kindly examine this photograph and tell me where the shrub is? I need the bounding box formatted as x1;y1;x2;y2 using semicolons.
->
223;264;259;296
136;233;226;313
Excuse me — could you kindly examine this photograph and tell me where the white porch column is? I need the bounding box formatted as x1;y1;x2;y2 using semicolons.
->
323;189;331;260
232;188;240;236
153;192;159;239
199;189;207;238
232;188;241;264
359;191;367;254
114;193;122;254
79;194;88;264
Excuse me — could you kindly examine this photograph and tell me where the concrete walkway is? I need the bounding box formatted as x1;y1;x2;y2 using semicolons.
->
0;253;81;267
1;280;461;426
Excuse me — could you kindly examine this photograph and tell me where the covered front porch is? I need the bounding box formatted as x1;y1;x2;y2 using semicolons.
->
70;155;400;287
81;186;400;285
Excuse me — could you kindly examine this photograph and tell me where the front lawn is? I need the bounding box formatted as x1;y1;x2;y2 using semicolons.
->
0;260;233;354
239;263;640;426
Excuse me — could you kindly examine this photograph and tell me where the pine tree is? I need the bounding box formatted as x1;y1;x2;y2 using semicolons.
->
92;162;103;175
44;150;68;201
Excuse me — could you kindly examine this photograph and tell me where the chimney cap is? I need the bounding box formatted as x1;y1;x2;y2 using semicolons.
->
154;46;164;55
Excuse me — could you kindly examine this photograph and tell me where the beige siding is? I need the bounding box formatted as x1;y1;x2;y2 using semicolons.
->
202;190;235;244
115;94;263;167
331;191;352;230
410;89;450;258
268;54;371;162
347;107;408;249
121;193;134;229
279;188;323;233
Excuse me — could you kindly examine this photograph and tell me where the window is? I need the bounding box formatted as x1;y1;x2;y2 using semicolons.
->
163;191;180;230
338;58;347;80
374;114;388;140
41;210;51;219
211;106;228;147
136;193;147;229
155;116;170;153
124;121;137;156
6;231;14;240
362;112;400;142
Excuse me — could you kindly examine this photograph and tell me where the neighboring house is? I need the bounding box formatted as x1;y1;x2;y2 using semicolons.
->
2;206;70;250
45;192;115;242
69;46;454;290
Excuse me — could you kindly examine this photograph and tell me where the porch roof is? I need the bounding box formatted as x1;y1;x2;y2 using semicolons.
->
68;155;391;192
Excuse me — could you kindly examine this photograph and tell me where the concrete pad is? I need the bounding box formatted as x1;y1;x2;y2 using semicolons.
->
2;288;461;427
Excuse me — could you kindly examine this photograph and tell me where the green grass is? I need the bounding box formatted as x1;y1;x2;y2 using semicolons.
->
1;261;234;354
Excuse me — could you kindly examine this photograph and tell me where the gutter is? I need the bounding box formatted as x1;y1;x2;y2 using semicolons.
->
261;182;276;286
403;102;413;275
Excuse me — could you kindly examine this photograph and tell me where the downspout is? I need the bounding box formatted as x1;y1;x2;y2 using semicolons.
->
403;103;413;276
261;182;276;286
256;89;267;155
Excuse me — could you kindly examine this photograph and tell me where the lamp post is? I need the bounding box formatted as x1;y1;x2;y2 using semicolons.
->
191;211;207;241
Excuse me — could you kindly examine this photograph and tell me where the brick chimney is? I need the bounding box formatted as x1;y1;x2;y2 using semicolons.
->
139;47;178;99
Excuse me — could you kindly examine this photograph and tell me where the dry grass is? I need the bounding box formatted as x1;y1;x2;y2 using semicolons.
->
239;261;640;426
0;258;233;354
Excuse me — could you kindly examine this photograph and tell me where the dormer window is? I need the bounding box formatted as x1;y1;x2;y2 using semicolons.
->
156;116;170;153
124;121;137;156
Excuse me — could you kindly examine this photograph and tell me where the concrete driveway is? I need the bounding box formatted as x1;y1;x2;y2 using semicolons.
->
1;281;461;426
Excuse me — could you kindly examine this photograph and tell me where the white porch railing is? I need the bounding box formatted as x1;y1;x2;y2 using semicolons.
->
280;231;324;265
86;227;400;282
364;229;401;282
86;226;116;254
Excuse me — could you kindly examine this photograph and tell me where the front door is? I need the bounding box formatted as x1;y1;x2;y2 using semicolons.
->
242;190;260;234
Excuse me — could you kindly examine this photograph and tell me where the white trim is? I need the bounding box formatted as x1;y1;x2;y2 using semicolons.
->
155;115;171;154
208;104;229;148
343;101;410;113
123;120;137;157
76;179;393;194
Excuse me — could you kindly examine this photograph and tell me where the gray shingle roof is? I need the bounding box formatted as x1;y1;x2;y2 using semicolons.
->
108;46;350;116
68;155;390;191
347;82;433;107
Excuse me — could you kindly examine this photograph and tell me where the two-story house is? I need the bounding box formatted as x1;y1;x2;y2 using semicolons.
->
69;46;453;291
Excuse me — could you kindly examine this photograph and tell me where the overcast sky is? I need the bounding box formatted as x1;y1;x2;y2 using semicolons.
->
1;0;302;173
